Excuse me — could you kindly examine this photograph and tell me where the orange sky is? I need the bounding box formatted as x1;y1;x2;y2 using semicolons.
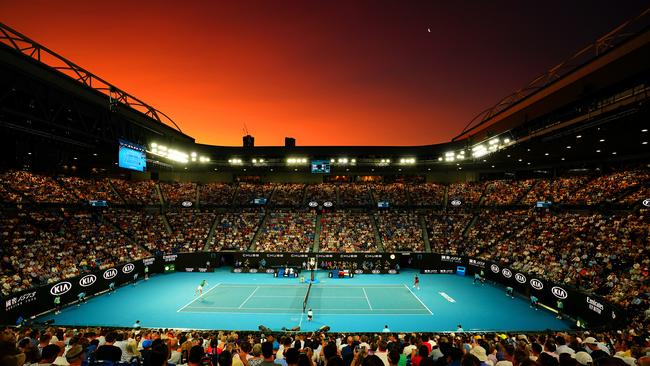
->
1;1;647;146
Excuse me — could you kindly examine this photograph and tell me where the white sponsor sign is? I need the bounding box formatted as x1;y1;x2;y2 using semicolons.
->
122;263;135;274
79;274;97;287
552;286;568;299
50;282;72;296
103;268;118;280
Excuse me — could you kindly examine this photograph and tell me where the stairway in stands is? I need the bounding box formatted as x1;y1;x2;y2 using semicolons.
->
248;210;269;251
312;212;322;252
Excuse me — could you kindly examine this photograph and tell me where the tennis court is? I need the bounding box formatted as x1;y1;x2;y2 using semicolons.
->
178;283;432;315
42;268;570;332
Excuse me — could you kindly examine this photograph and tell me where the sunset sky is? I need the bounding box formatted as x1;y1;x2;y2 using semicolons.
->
1;1;647;146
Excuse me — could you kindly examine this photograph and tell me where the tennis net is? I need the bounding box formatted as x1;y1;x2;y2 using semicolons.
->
302;282;312;313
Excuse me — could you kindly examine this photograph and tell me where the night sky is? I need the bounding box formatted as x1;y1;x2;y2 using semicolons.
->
1;1;648;146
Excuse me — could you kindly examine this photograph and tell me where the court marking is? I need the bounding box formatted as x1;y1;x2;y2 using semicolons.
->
254;295;366;299
404;284;433;315
211;284;408;288
179;283;431;315
439;292;456;303
177;282;222;312
185;307;428;311
238;286;260;308
362;288;373;310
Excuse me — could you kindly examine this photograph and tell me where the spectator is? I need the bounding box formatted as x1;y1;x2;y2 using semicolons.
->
95;331;122;362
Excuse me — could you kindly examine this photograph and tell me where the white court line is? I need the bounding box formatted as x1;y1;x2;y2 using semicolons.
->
298;312;304;328
177;283;222;312
238;286;260;309
254;295;366;299
362;288;373;310
404;284;433;315
180;309;430;315
215;284;408;288
438;292;456;303
184;306;427;311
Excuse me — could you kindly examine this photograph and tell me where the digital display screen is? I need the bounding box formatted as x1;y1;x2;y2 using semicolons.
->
89;200;108;207
253;198;268;205
118;139;146;172
536;201;552;208
377;201;390;208
311;160;331;174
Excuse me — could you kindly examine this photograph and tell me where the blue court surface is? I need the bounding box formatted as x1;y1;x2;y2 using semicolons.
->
41;268;570;332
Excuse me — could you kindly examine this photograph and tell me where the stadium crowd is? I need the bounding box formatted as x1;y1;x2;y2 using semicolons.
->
409;184;445;206
374;210;425;252
165;210;217;253
58;177;123;203
161;183;197;205
0;325;648;366
305;184;337;205
569;170;649;205
200;183;237;206
110;179;160;205
0;209;148;295
522;177;590;205
423;212;472;255
103;209;172;256
319;211;377;252
271;184;306;207
370;183;410;206
0;171;78;203
234;184;275;206
483;180;535;206
208;210;265;251
256;210;316;252
339;184;373;206
447;182;485;205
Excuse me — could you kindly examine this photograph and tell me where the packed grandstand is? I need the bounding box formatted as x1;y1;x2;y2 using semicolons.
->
1;170;648;311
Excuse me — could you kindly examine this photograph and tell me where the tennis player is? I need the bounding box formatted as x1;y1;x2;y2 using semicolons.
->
307;308;313;321
196;279;209;296
413;275;420;290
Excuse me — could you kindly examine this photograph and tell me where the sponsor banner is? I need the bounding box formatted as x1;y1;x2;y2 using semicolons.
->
418;254;469;274
413;253;621;328
1;260;146;325
467;258;486;268
174;253;218;272
232;253;399;274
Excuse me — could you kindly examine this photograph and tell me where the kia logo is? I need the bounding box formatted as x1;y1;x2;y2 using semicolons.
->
502;268;512;278
530;278;544;290
122;263;135;274
182;201;193;207
551;286;568;299
308;201;318;207
515;273;526;284
50;282;72;296
450;199;462;206
79;274;97;287
643;199;650;207
103;268;118;280
490;264;499;273
323;201;333;207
